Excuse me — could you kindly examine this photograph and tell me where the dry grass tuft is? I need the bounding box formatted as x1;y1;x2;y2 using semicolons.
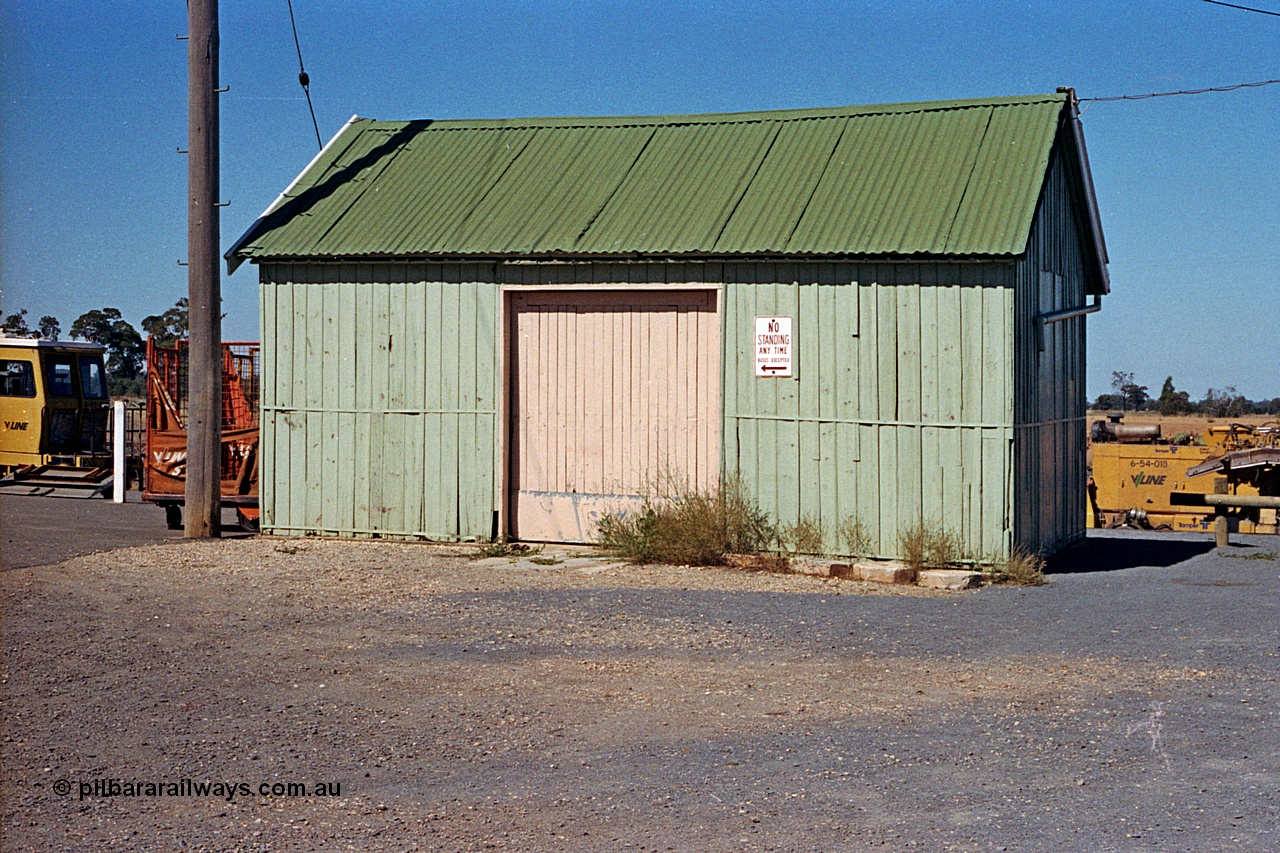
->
897;519;965;571
924;525;964;569
897;520;928;572
985;547;1046;586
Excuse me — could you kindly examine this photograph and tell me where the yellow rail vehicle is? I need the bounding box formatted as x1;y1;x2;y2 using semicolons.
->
0;337;111;471
1088;418;1278;535
1088;442;1218;531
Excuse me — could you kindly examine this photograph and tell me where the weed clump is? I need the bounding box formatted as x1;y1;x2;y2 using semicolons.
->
720;476;778;555
898;521;927;571
925;525;964;568
476;539;539;559
897;519;965;571
596;475;777;565
781;515;826;555
985;547;1046;586
836;515;872;557
1220;550;1277;561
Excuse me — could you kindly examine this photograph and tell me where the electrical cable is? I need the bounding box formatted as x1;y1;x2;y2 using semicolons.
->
287;0;323;149
1078;76;1280;112
1202;0;1280;17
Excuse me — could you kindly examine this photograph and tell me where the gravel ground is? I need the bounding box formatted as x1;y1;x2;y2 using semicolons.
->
0;493;249;571
2;531;1278;852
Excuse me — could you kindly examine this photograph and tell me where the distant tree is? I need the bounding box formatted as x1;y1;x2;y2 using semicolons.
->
1131;386;1150;410
1110;371;1133;411
1110;371;1149;412
69;308;145;382
1156;376;1193;416
141;297;189;345
2;308;31;336
1200;386;1248;419
1092;393;1123;411
108;375;146;399
2;310;63;340
37;315;60;340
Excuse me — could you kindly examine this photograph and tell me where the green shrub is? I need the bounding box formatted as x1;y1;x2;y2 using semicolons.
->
721;475;778;555
595;475;777;565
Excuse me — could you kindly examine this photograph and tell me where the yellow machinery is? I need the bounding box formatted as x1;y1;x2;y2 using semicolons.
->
0;335;113;493
1088;416;1280;535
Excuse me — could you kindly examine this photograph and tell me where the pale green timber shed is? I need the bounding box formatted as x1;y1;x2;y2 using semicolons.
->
227;91;1109;558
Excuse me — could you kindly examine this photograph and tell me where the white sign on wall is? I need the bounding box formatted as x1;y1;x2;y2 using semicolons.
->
754;316;793;377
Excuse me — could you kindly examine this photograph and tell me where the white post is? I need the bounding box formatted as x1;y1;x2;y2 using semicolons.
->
113;401;126;503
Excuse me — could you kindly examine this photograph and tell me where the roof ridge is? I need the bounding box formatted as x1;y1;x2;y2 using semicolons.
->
363;93;1066;132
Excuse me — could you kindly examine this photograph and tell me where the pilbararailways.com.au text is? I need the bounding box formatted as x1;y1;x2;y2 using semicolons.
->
54;778;342;802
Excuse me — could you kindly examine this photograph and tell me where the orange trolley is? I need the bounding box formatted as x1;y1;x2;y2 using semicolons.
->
143;337;260;531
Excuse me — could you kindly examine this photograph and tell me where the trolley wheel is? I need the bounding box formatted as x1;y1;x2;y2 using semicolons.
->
164;504;183;530
237;509;260;534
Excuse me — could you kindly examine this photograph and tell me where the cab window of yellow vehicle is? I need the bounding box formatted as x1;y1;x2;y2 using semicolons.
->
79;356;107;399
0;359;36;397
47;356;75;396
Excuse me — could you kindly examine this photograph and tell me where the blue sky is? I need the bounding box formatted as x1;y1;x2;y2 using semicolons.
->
2;0;1277;399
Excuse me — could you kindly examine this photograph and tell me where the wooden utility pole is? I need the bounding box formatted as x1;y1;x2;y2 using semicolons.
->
185;0;221;537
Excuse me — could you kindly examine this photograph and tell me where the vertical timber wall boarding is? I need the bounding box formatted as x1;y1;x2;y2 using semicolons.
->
1013;148;1090;555
722;262;1016;559
259;262;499;539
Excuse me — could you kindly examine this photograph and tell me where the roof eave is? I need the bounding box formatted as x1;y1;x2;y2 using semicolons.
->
242;249;1030;266
1061;93;1110;295
225;114;364;275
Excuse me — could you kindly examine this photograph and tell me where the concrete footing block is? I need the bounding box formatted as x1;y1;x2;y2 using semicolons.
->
724;553;793;573
917;569;981;590
791;557;853;578
830;562;860;581
856;561;916;585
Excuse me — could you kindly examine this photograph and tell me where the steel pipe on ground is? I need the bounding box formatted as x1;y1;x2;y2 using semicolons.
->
1170;492;1280;509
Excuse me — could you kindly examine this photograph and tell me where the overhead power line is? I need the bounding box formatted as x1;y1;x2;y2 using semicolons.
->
287;0;323;149
1202;0;1280;18
1079;76;1280;111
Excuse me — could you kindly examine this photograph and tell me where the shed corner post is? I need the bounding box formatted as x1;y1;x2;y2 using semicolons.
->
496;285;514;542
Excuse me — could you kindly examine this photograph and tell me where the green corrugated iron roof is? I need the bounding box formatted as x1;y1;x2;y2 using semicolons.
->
229;93;1092;266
